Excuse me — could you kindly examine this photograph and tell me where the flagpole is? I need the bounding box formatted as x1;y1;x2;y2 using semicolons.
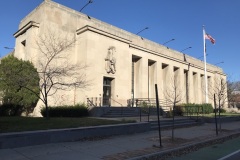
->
203;25;208;103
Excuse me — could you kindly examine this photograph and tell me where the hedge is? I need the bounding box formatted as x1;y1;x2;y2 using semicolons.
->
41;103;89;117
176;103;213;115
0;103;24;116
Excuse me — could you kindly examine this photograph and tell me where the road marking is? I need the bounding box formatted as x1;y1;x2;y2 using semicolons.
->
218;149;240;160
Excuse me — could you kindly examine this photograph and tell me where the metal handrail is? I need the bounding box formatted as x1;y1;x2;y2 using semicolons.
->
128;98;173;107
86;97;102;107
130;98;173;122
86;98;96;108
109;97;123;106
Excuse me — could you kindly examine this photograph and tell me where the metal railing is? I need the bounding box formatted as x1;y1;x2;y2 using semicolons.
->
109;97;123;106
86;98;96;109
127;98;172;108
87;97;102;107
86;97;123;107
127;98;173;122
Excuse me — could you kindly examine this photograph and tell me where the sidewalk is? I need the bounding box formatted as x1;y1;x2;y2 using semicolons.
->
0;121;240;160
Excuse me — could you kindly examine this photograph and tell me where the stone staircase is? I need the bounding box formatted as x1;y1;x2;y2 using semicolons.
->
100;107;167;118
149;118;203;130
99;108;203;130
101;107;140;117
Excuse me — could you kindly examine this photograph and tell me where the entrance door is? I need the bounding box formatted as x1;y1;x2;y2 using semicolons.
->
103;77;112;106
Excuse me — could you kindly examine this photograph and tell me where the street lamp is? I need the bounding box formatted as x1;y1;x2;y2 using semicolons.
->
80;0;93;12
197;54;208;59
180;47;191;62
180;47;192;52
136;27;149;35
4;47;14;50
163;38;175;45
162;38;175;49
181;47;192;104
214;61;224;65
181;46;192;104
3;47;14;58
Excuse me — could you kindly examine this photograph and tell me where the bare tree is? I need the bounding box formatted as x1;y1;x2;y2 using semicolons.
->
25;29;90;118
163;74;183;141
208;76;228;132
164;75;183;109
227;80;239;109
208;77;228;111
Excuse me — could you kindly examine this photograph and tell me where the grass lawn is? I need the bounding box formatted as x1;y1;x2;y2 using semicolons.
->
202;112;240;117
0;117;136;133
183;112;240;117
219;112;239;116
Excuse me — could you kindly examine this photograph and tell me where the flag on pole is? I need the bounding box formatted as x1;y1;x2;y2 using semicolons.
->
202;26;215;104
205;33;215;44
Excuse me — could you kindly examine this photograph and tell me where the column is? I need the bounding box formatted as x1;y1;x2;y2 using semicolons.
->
148;60;157;98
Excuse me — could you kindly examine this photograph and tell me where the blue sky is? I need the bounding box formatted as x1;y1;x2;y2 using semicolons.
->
0;0;239;81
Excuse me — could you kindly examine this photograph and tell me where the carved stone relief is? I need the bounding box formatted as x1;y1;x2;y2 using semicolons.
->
105;46;116;74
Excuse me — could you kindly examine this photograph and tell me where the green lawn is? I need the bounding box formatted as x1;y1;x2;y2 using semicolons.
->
183;112;240;117
0;117;136;133
202;112;240;117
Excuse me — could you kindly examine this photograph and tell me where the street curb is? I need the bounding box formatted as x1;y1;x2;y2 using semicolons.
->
127;131;240;160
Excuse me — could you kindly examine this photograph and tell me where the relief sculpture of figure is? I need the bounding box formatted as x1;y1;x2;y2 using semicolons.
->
105;46;116;74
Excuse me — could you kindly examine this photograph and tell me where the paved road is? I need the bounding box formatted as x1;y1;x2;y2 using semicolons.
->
170;137;240;160
220;149;240;160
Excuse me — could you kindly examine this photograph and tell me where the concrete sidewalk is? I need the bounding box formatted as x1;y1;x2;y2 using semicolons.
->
0;121;239;160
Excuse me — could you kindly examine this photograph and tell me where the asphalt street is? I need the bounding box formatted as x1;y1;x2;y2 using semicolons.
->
170;135;240;160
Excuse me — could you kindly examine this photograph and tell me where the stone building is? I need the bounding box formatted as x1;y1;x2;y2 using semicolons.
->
13;0;226;116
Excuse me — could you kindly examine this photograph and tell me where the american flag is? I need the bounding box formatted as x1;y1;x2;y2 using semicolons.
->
205;33;215;44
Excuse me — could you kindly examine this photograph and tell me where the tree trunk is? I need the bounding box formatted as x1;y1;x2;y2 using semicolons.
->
44;84;49;119
172;104;175;141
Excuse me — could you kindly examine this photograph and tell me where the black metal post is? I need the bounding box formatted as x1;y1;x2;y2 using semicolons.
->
214;94;218;135
155;84;162;147
172;103;175;141
139;107;142;122
148;107;150;122
197;105;199;121
218;98;221;132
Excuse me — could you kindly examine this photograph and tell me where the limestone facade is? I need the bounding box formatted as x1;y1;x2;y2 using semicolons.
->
13;1;226;115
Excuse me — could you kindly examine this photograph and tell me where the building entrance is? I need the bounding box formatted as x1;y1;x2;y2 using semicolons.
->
103;77;112;106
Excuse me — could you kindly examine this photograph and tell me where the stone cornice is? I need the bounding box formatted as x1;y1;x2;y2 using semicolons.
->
14;21;40;38
129;43;186;64
76;25;132;44
129;43;222;75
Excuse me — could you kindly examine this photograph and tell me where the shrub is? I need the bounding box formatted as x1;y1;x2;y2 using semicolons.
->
180;103;199;115
201;103;213;114
213;108;226;113
0;103;23;116
165;109;173;118
139;101;148;108
174;105;184;116
41;103;89;117
180;103;213;115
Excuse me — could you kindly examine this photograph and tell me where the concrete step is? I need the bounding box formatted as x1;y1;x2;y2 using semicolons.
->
102;114;139;118
101;107;140;117
95;107;168;118
149;119;202;130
